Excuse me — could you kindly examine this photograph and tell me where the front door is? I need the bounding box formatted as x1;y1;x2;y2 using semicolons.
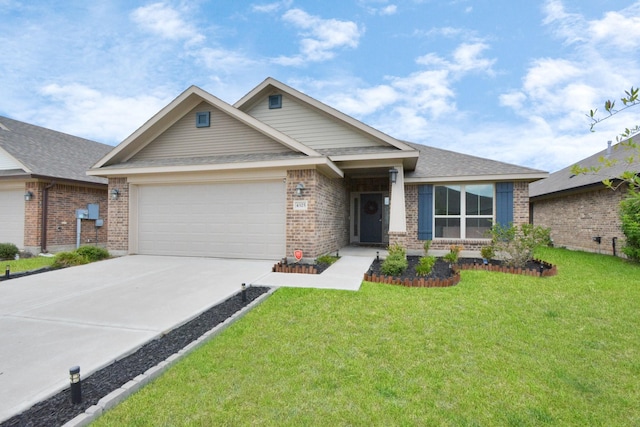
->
360;193;383;243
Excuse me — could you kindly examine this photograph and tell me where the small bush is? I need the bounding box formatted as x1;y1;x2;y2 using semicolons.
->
52;251;90;269
381;243;408;276
415;255;436;276
0;243;19;260
487;223;552;267
316;254;339;265
75;246;110;262
423;240;432;254
480;245;495;260
620;191;640;262
443;245;463;264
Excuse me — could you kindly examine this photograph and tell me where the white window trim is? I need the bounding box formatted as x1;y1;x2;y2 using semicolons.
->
433;184;494;239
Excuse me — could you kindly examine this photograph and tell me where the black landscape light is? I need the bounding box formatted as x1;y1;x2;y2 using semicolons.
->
539;264;544;277
5;265;9;279
376;251;379;262
69;366;82;404
241;283;247;302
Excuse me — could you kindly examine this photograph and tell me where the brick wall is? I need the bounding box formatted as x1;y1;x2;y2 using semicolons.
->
400;182;532;253
285;169;349;260
107;177;129;254
532;186;626;256
23;181;108;253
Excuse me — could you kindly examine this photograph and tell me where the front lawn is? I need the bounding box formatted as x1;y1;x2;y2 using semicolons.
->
94;248;640;426
2;256;54;274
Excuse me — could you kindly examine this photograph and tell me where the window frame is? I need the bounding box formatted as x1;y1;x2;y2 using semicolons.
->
268;94;282;109
195;111;210;128
433;183;494;239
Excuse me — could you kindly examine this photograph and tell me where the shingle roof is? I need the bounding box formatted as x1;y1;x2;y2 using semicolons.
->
529;141;639;198
0;116;111;184
403;141;547;181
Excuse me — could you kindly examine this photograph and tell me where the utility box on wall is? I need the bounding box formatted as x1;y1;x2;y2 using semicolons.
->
88;204;99;220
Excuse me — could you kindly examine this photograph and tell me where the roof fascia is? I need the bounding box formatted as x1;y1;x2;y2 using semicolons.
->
0;145;31;173
88;156;344;179
404;172;549;184
234;77;417;152
92;86;321;169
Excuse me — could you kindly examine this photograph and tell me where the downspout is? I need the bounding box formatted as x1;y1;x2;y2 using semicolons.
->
41;181;56;253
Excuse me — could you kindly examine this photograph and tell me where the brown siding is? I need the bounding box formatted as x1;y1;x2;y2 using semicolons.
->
133;102;291;161
532;186;626;255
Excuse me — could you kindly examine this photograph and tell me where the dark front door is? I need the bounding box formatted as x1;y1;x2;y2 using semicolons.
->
360;193;382;243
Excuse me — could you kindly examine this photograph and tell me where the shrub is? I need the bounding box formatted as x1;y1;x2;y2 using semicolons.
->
442;245;463;264
423;240;432;254
487;223;552;267
52;251;90;269
75;246;110;262
0;243;19;260
480;245;495;260
381;243;408;276
620;191;640;262
415;255;436;276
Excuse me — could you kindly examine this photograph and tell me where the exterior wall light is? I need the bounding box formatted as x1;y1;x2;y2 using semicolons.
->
295;182;305;197
110;188;120;200
389;168;398;184
24;191;33;201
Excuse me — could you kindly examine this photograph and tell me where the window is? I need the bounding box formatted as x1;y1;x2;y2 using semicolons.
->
196;111;210;128
268;94;282;109
434;184;493;239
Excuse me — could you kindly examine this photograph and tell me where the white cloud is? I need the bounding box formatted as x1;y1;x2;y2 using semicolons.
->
131;2;204;44
252;0;293;13
36;83;171;143
273;8;364;66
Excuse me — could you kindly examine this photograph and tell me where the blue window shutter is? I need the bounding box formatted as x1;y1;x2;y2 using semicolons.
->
495;182;513;226
418;185;433;240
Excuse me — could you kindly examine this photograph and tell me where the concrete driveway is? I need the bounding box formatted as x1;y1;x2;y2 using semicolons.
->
0;255;274;423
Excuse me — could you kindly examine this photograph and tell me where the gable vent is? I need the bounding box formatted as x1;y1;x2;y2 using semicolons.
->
268;94;282;109
196;111;210;128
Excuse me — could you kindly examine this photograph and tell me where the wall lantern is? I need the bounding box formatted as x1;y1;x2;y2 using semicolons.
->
24;191;34;201
295;183;305;197
110;188;120;200
389;168;399;184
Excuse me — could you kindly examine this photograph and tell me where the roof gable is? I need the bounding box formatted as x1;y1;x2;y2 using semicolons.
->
235;78;417;153
0;115;110;184
530;141;639;198
93;86;321;169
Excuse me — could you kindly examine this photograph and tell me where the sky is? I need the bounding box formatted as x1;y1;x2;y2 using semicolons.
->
1;0;639;172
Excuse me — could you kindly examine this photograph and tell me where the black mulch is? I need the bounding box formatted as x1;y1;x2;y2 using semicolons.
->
367;256;551;282
1;286;270;427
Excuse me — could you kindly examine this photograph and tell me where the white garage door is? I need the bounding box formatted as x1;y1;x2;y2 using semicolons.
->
0;188;25;248
137;181;285;259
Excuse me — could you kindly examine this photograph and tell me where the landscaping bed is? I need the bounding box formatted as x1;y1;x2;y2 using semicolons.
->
1;286;270;427
365;256;556;287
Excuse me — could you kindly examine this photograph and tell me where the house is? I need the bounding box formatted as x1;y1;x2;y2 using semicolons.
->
88;78;547;261
0;116;112;254
530;140;638;256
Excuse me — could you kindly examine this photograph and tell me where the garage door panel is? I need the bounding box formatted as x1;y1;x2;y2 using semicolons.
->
0;189;25;248
137;181;285;259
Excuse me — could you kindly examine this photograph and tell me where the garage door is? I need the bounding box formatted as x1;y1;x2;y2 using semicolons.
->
0;188;25;248
137;181;285;259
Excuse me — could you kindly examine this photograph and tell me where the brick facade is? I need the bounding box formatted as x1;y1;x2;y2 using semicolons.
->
285;169;349;261
398;182;532;253
23;181;108;254
107;177;129;254
532;186;626;256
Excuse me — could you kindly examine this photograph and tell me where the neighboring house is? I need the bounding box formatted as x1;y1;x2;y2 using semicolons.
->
88;78;547;261
530;141;638;256
0;116;112;254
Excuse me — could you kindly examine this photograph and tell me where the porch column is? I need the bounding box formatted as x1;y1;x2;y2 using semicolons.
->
389;164;406;234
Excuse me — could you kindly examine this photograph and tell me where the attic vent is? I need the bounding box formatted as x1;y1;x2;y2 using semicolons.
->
268;94;282;109
196;111;210;128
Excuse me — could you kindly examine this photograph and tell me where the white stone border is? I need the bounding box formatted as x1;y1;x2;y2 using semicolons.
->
63;288;276;427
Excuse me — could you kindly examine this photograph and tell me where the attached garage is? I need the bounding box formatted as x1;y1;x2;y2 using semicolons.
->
134;180;285;259
0;186;25;248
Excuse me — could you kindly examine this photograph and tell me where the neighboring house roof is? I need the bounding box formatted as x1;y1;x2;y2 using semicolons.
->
0;115;111;185
404;141;547;183
530;141;639;198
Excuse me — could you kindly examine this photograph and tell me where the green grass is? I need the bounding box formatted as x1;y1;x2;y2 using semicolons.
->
3;256;54;273
93;248;640;426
